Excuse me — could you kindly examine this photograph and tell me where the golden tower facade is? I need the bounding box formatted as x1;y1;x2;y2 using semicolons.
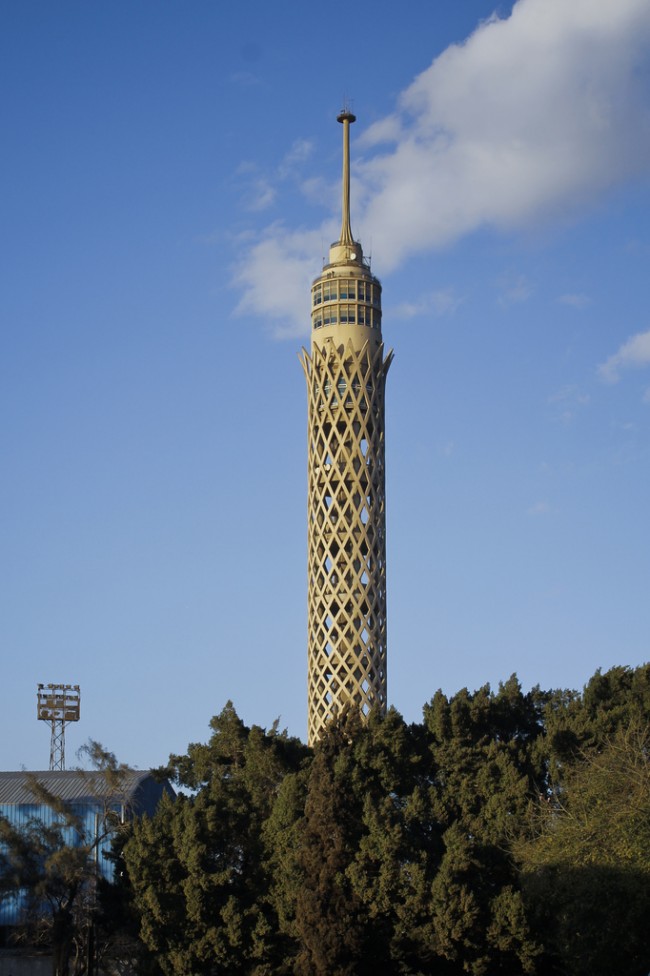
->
301;111;393;745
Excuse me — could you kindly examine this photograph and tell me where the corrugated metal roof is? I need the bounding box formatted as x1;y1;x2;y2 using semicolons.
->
0;769;161;805
0;770;175;926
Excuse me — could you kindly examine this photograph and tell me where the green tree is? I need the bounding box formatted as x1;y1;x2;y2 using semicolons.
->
0;742;135;976
268;695;541;975
539;664;650;784
118;666;650;975
123;703;308;975
411;679;543;974
263;707;426;975
291;712;370;976
517;722;650;976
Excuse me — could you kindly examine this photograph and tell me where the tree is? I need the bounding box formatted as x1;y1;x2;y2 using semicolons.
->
539;665;650;785
0;742;136;976
118;666;650;975
517;722;650;976
267;696;541;976
410;679;543;974
123;703;308;976
288;709;377;976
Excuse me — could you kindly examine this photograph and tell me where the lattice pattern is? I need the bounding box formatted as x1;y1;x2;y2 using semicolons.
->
301;338;393;745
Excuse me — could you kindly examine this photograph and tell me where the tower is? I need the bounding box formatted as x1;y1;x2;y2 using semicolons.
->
301;111;393;745
37;683;81;770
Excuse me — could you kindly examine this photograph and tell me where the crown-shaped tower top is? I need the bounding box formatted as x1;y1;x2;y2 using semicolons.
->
310;111;381;350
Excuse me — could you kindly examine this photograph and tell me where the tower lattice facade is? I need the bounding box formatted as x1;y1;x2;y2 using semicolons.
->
301;112;393;745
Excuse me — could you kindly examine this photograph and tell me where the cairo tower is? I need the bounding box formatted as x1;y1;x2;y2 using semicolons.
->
300;111;393;746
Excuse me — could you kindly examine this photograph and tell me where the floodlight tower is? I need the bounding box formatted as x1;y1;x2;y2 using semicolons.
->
301;110;393;745
37;683;81;770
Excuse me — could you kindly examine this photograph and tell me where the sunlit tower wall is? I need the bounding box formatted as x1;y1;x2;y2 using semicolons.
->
300;111;393;746
37;683;81;771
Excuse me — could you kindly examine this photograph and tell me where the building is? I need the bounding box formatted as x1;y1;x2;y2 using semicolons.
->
0;769;173;928
301;111;393;745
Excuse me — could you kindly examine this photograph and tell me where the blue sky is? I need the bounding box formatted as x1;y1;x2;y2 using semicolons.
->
2;0;650;771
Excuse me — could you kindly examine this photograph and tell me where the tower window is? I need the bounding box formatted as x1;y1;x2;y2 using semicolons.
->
313;286;322;305
323;283;338;302
358;282;372;302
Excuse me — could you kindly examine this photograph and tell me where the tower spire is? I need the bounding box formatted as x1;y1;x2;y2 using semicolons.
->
337;108;356;246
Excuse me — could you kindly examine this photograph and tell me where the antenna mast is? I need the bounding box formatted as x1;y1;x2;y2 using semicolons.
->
337;108;356;246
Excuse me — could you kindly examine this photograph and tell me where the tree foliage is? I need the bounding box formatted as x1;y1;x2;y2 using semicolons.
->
0;742;136;976
5;667;650;975
123;704;309;975
516;719;650;976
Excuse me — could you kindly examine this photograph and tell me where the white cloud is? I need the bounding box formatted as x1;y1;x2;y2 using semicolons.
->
232;224;335;338
558;293;591;308
279;139;314;176
235;163;277;212
359;0;650;270
548;384;590;423
497;272;533;307
236;141;316;215
360;115;402;148
548;385;590;406
300;176;335;207
390;288;463;320
247;178;276;212
598;329;650;383
235;0;650;334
